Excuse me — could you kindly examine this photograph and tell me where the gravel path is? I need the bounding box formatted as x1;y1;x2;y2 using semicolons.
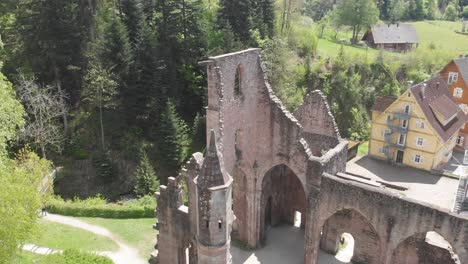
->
23;214;147;264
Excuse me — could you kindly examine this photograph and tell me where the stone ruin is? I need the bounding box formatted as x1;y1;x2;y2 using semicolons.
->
152;49;468;264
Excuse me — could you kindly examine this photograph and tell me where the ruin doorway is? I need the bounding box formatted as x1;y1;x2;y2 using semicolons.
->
259;164;306;244
319;209;381;264
391;231;461;264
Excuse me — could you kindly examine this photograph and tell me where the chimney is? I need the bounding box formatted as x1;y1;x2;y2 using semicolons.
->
407;80;414;89
420;83;426;99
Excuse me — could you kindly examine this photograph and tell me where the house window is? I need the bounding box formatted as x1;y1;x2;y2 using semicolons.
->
379;147;386;154
416;120;425;129
404;105;411;114
407;92;411;97
413;154;423;164
448;72;459;84
387;115;392;121
454;87;463;98
416;137;424;146
398;134;406;145
402;120;408;128
459;104;468;114
457;136;464;146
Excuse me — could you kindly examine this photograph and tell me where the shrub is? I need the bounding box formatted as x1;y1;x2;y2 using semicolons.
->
41;249;113;264
463;6;468;19
444;4;458;21
47;195;155;219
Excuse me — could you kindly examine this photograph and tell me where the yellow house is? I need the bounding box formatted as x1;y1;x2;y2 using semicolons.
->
369;76;468;172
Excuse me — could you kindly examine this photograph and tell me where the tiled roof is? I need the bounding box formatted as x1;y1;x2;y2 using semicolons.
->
371;96;397;112
410;76;468;142
369;24;419;44
454;57;468;86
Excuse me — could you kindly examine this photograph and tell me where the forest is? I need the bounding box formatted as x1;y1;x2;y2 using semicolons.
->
1;0;468;261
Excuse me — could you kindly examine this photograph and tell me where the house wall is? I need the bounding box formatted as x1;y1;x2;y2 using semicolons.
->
441;61;468;149
369;90;447;171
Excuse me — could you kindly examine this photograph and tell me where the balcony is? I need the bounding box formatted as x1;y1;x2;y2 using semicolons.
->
392;110;410;120
384;134;405;150
386;119;408;134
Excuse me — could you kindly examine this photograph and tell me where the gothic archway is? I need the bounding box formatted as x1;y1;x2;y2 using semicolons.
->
319;209;381;264
259;164;307;243
391;231;461;264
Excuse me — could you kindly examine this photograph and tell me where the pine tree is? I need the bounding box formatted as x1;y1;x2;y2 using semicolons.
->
190;112;206;153
134;151;159;196
127;22;162;126
17;0;84;105
218;0;252;44
120;0;144;47
157;100;189;182
100;17;133;104
252;0;275;38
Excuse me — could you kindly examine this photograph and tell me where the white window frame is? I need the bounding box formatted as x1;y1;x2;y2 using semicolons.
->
448;72;459;85
413;154;423;164
402;119;408;128
454;87;463;98
398;134;406;145
404;105;411;114
416;137;424;146
457;136;464;146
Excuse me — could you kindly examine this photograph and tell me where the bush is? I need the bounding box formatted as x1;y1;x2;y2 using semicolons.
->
41;249;113;264
444;4;458;21
47;195;155;219
463;6;468;19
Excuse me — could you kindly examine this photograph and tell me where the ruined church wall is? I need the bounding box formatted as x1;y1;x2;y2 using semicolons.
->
308;174;468;264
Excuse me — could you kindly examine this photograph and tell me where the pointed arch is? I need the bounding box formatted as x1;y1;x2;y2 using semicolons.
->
392;231;461;264
319;208;381;264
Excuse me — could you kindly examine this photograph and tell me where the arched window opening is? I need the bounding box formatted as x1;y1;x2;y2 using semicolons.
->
294;211;302;228
335;233;355;263
185;247;189;263
218;220;223;229
206;220;209;228
234;65;242;96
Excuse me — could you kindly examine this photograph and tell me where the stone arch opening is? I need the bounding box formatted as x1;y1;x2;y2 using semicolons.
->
391;231;461;264
319;209;381;264
259;164;307;243
335;232;355;263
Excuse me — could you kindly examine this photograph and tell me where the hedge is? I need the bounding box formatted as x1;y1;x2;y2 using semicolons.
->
41;249;113;264
46;195;155;219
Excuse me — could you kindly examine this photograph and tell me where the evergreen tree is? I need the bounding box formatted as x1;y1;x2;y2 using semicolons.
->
127;22;162;126
190;112;206;153
218;0;252;44
252;0;276;38
157;100;189;182
120;0;144;47
154;0;205;119
100;17;133;88
426;0;440;19
134;151;159;196
414;0;426;19
17;0;84;105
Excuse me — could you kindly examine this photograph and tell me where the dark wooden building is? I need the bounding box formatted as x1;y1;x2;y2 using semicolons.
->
362;24;419;52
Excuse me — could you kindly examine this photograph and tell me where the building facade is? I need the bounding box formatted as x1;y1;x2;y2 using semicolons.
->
369;76;467;172
440;56;468;150
362;24;419;52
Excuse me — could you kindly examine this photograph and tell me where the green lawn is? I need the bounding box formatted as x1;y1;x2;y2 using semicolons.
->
314;20;468;60
413;20;468;53
27;219;118;252
78;217;156;259
15;251;46;264
357;141;369;156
